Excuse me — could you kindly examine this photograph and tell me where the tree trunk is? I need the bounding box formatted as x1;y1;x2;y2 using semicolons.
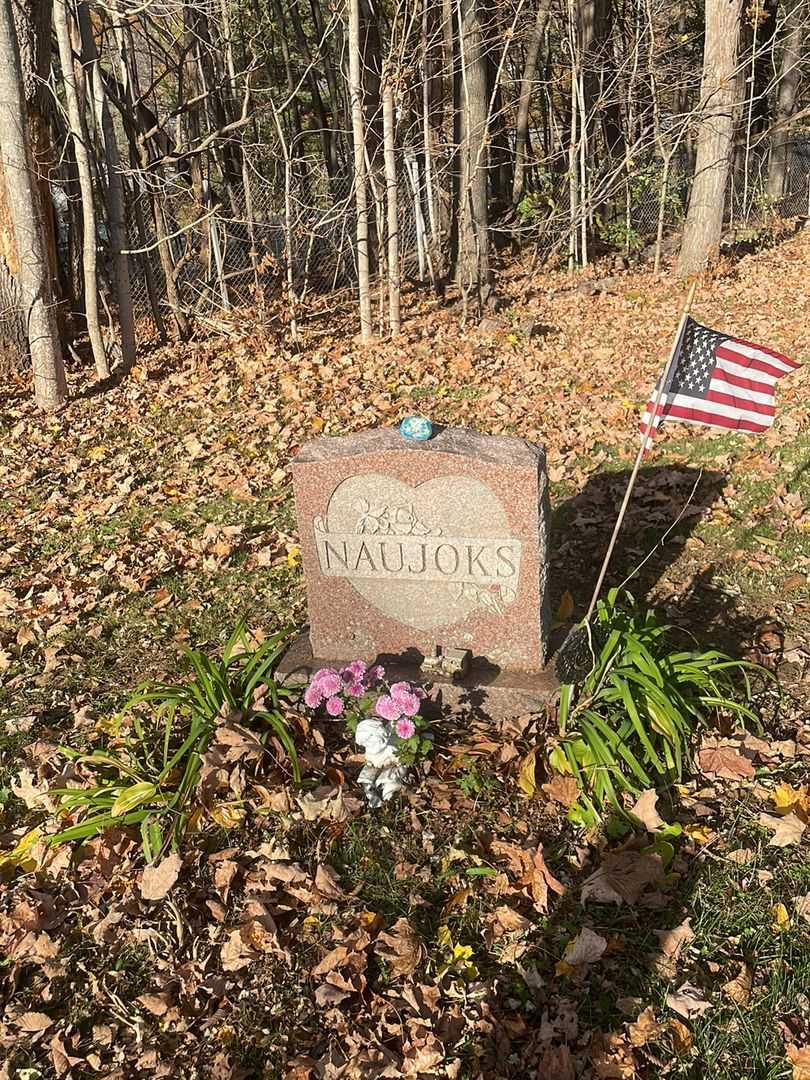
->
677;0;743;277
382;68;400;335
0;0;66;408
766;0;803;200
54;0;109;379
513;0;553;204
349;0;372;338
454;0;491;308
77;2;135;370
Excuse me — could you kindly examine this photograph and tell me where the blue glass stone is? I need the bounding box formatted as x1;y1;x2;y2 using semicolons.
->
399;416;434;441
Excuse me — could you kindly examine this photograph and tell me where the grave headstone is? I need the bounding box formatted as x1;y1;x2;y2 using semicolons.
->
287;427;552;693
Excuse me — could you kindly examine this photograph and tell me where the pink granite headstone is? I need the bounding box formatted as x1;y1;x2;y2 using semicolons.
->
291;426;550;674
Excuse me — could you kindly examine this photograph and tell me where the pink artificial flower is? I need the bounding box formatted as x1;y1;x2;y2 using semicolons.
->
303;684;323;709
325;695;345;717
313;669;342;697
389;681;421;717
342;660;367;683
375;694;401;722
395;717;416;740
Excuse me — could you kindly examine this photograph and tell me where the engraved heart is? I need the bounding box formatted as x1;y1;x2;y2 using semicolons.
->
314;473;521;632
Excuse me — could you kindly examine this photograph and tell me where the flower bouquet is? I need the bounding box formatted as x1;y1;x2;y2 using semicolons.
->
303;662;432;806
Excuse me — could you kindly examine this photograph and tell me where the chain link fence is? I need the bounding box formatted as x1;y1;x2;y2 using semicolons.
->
118;136;809;336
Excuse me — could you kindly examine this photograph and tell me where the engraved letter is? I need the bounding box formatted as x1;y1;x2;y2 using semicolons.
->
496;544;517;578
466;545;491;577
354;541;377;573
379;541;404;573
407;543;427;575
434;543;460;576
323;540;348;569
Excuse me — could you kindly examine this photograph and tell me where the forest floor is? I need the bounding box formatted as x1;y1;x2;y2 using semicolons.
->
1;227;810;1080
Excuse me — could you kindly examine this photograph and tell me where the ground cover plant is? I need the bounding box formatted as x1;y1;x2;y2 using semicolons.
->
1;232;810;1078
553;589;765;823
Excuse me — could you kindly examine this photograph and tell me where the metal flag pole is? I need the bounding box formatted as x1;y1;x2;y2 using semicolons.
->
582;280;698;623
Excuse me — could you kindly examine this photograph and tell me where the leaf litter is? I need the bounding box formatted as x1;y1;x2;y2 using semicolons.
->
1;235;810;1076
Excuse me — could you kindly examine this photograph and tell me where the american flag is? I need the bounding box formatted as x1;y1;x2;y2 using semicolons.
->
641;317;799;446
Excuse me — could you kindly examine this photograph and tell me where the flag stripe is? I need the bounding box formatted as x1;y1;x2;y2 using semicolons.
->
652;402;771;433
716;343;791;380
712;366;776;400
731;335;800;369
705;387;775;417
643;391;773;425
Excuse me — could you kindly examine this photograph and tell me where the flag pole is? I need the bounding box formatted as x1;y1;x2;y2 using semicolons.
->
582;280;698;623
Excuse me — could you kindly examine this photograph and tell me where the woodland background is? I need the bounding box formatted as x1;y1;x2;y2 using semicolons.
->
0;0;809;407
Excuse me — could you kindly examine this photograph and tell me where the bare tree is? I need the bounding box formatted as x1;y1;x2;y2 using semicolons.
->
767;0;805;200
54;0;109;379
349;0;372;338
454;0;492;309
678;0;744;277
0;0;66;408
77;1;136;370
513;0;553;204
382;63;400;335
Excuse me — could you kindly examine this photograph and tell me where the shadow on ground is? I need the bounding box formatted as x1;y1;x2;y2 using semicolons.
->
551;464;761;657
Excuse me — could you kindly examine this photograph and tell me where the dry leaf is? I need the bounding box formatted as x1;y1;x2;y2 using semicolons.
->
788;1044;810;1080
666;983;711;1019
795;893;810;923
563;926;608;966
759;811;807;847
581;851;663;906
18;1011;53;1033
627;1006;663;1047
697;744;755;780
722;963;753;1005
517;748;538;797
140;852;183;901
541;773;580;808
629;789;665;832
374;918;422;978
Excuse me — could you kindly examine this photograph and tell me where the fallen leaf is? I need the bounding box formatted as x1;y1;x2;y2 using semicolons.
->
140;853;183;901
627;1005;663;1047
18;1011;53;1033
666;983;711;1020
795;893;810;923
772;902;791;932
722;963;753;1005
759;811;806;847
697;744;755;780
517;748;537;798
562;926;608;966
629;789;665;832
581;851;663;906
788;1044;810;1080
374;918;423;978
